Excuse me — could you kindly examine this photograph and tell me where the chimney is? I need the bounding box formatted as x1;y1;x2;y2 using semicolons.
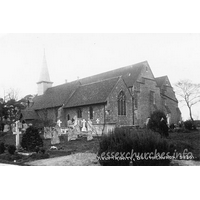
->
65;79;68;83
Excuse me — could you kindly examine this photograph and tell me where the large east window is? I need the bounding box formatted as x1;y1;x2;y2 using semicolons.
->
118;91;126;115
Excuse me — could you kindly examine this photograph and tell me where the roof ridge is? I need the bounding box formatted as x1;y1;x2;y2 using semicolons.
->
155;75;168;79
80;76;121;87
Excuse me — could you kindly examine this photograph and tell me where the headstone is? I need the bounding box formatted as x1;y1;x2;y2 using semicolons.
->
50;146;58;150
81;119;87;132
13;121;22;149
57;119;62;127
67;119;73;127
61;128;68;134
145;117;151;129
68;128;78;141
96;119;100;124
3;124;10;132
166;113;171;127
55;125;62;136
87;120;96;135
51;128;60;145
22;123;28;131
44;127;53;139
87;132;93;141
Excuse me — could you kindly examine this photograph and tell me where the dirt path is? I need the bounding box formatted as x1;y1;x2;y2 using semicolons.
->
26;153;100;166
26;153;200;166
171;160;200;166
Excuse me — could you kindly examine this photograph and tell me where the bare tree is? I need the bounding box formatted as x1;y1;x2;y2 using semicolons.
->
4;88;20;101
174;80;200;121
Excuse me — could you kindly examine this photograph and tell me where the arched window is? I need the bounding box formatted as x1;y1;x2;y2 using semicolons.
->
118;91;126;115
67;114;70;121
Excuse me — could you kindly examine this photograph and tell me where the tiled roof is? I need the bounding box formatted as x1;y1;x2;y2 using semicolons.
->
155;76;167;88
32;61;146;110
32;80;80;110
21;108;39;120
79;61;147;87
155;76;172;88
65;77;120;108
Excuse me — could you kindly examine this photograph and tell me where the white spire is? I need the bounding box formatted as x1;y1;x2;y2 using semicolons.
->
38;49;52;83
37;49;53;95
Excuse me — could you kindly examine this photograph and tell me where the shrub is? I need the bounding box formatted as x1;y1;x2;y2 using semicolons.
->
30;152;49;160
8;145;16;155
97;128;173;166
21;126;43;152
149;110;169;137
184;120;196;130
0;142;6;154
35;146;40;153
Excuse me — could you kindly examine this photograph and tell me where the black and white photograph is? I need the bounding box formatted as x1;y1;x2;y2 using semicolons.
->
0;1;200;199
0;33;199;166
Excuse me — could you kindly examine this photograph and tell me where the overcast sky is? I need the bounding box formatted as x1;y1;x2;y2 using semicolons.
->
0;33;200;120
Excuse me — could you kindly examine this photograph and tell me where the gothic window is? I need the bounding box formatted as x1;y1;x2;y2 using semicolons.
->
118;91;126;115
89;106;93;119
77;108;82;118
67;114;70;121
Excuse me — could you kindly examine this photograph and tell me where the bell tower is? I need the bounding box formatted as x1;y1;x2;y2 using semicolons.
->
37;49;53;95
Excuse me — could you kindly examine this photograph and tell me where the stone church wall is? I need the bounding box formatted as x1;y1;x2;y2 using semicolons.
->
106;78;133;126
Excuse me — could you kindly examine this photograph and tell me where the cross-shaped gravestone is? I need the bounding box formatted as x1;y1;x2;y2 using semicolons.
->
96;118;100;124
13;121;22;149
57;119;62;127
81;119;87;132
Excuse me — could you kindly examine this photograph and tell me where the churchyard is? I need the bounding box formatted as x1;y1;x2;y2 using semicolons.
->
0;127;100;165
0;115;199;166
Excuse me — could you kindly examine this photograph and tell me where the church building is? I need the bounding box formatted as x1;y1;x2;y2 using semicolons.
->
23;52;181;134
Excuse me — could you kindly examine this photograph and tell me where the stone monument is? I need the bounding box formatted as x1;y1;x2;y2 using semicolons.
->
13;120;22;149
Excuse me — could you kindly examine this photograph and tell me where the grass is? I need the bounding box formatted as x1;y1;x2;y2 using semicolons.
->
0;131;100;164
167;130;200;160
0;129;199;165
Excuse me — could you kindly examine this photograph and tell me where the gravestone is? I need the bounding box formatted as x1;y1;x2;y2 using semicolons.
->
3;124;10;132
22;123;28;131
87;120;94;140
57;119;62;127
96;118;100;124
81;119;87;132
44;127;53;139
68;128;78;141
13;121;22;149
87;120;96;135
166;113;171;127
61;128;68;134
51;128;60;145
87;133;93;141
55;125;62;136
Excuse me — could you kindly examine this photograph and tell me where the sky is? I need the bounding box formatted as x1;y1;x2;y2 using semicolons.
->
0;33;200;120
